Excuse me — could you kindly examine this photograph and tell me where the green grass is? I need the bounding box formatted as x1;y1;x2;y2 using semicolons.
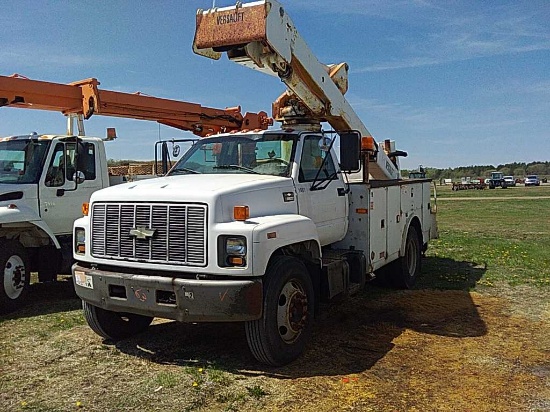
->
422;197;550;289
246;385;268;399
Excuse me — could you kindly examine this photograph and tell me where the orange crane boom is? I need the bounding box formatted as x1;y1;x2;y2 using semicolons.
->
0;74;272;137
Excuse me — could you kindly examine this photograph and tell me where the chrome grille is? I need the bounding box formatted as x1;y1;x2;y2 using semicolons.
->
91;203;207;266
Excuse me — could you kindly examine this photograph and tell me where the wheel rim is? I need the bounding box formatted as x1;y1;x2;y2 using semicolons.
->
276;279;309;344
4;254;26;300
405;237;418;277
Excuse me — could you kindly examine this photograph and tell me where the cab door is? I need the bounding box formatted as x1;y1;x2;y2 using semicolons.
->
39;140;103;235
293;134;348;246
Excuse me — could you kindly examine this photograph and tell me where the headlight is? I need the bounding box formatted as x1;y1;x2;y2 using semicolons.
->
75;227;86;254
226;237;246;256
218;236;247;267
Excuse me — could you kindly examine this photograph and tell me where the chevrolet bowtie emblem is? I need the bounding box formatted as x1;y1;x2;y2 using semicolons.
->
129;227;156;240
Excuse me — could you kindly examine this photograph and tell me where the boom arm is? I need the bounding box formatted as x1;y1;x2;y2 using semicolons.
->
0;75;271;137
193;0;402;179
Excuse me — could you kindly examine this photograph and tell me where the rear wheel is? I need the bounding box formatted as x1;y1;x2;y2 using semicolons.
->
245;256;314;366
391;225;422;289
0;240;30;313
82;301;153;340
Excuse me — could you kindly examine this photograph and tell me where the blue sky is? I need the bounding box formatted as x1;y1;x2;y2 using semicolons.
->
1;0;548;169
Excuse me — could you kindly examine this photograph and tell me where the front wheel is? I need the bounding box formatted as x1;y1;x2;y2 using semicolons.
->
245;256;315;366
0;240;30;313
82;301;153;341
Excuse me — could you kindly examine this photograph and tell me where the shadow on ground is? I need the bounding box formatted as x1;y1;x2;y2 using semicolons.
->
0;276;80;322
114;256;488;378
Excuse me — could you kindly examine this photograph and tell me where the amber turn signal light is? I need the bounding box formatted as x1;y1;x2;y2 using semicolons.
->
82;202;89;216
233;205;250;221
228;256;244;266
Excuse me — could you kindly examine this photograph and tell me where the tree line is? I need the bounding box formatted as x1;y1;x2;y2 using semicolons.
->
405;161;550;180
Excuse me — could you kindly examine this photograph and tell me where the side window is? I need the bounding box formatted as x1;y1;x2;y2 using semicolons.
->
78;143;96;180
65;143;76;181
45;143;66;187
44;142;96;186
298;135;337;183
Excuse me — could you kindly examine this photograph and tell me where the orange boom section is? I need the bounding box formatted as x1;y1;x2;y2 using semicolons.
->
0;74;271;137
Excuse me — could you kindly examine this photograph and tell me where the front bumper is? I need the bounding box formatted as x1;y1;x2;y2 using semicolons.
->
72;263;263;322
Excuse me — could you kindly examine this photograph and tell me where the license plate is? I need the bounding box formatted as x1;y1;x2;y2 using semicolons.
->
74;270;93;289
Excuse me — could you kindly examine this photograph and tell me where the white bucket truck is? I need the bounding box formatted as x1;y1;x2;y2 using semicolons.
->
72;0;438;365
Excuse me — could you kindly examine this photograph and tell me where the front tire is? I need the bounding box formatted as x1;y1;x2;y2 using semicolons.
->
82;301;153;341
245;256;315;366
0;240;30;313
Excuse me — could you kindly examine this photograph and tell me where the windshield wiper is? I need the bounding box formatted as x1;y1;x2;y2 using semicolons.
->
213;165;259;174
169;168;201;175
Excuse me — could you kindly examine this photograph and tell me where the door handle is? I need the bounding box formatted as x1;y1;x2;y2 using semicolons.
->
337;188;346;196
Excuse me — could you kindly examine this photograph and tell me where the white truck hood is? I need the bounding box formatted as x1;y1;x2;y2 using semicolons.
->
0;183;41;225
90;174;298;222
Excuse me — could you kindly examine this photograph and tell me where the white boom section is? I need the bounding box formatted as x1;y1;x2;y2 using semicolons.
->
194;0;400;180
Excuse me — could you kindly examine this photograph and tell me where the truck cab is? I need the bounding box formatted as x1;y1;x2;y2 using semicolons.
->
73;129;347;279
0;133;108;310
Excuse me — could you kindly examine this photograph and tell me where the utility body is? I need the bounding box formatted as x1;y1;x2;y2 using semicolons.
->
71;0;438;366
0;75;269;311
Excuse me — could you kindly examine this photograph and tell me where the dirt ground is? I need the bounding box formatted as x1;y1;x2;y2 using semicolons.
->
2;280;548;411
250;284;550;411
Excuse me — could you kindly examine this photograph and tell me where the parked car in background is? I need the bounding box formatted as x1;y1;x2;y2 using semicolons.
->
503;176;516;187
524;175;540;186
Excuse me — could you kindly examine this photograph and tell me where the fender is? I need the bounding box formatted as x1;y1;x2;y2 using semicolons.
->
0;201;61;249
400;213;421;257
250;214;321;276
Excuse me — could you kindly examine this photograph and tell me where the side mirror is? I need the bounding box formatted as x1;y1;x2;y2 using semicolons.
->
73;171;85;184
339;131;361;172
105;127;117;141
318;136;332;152
172;144;181;157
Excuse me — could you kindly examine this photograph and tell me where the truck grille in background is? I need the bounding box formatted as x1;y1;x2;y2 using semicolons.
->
91;203;207;266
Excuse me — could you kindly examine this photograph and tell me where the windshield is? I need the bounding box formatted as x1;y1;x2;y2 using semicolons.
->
168;133;297;177
0;139;51;184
